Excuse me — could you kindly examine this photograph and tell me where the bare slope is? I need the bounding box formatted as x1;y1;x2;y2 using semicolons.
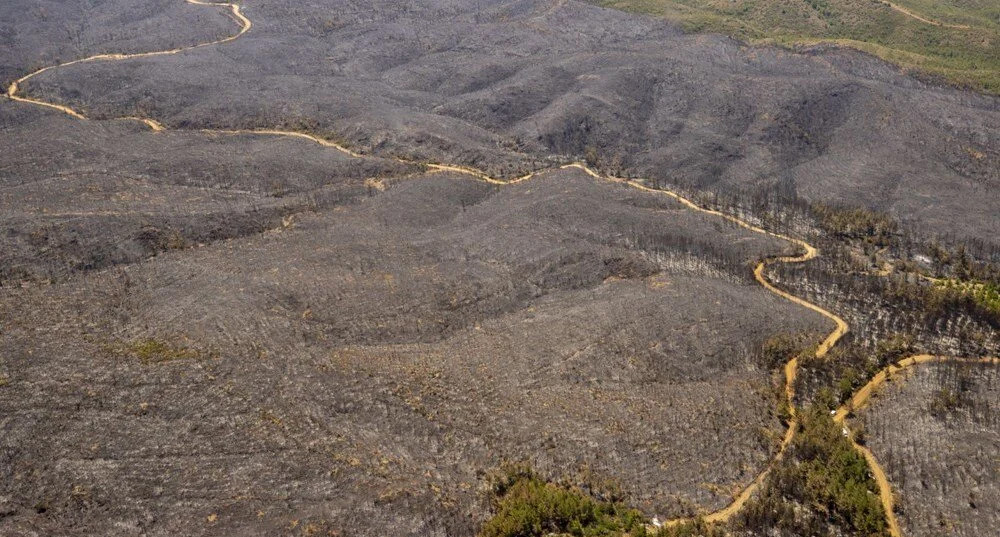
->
14;0;1000;246
0;168;827;535
0;102;412;283
858;362;1000;537
1;1;998;535
0;0;234;87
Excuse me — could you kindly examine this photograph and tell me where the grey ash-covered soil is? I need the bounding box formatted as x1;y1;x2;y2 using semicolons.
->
1;166;828;535
0;101;413;282
2;0;999;535
858;363;1000;537
17;0;1000;246
0;0;235;88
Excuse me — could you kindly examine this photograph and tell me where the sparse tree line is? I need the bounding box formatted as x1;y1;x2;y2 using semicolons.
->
478;404;890;537
474;165;1000;536
769;253;999;350
925;361;998;422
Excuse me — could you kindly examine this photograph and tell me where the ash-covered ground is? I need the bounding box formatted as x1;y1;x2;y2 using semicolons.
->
860;363;1000;537
0;101;413;283
14;0;1000;246
1;0;998;536
1;166;827;535
0;0;234;87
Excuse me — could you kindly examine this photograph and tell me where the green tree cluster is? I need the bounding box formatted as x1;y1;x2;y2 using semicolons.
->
479;467;724;537
735;406;890;536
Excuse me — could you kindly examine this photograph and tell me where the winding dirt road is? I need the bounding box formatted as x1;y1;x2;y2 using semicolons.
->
4;1;995;533
7;0;249;123
882;1;971;30
833;355;1000;537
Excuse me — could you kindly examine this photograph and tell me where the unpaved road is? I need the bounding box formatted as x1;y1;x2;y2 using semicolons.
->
834;355;1000;537
5;1;995;533
882;1;971;29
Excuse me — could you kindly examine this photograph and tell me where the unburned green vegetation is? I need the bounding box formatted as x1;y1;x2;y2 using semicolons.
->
906;241;1000;325
480;466;725;537
887;278;1000;330
735;406;889;536
822;335;915;404
480;404;891;537
479;466;647;537
598;0;1000;93
935;279;1000;316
